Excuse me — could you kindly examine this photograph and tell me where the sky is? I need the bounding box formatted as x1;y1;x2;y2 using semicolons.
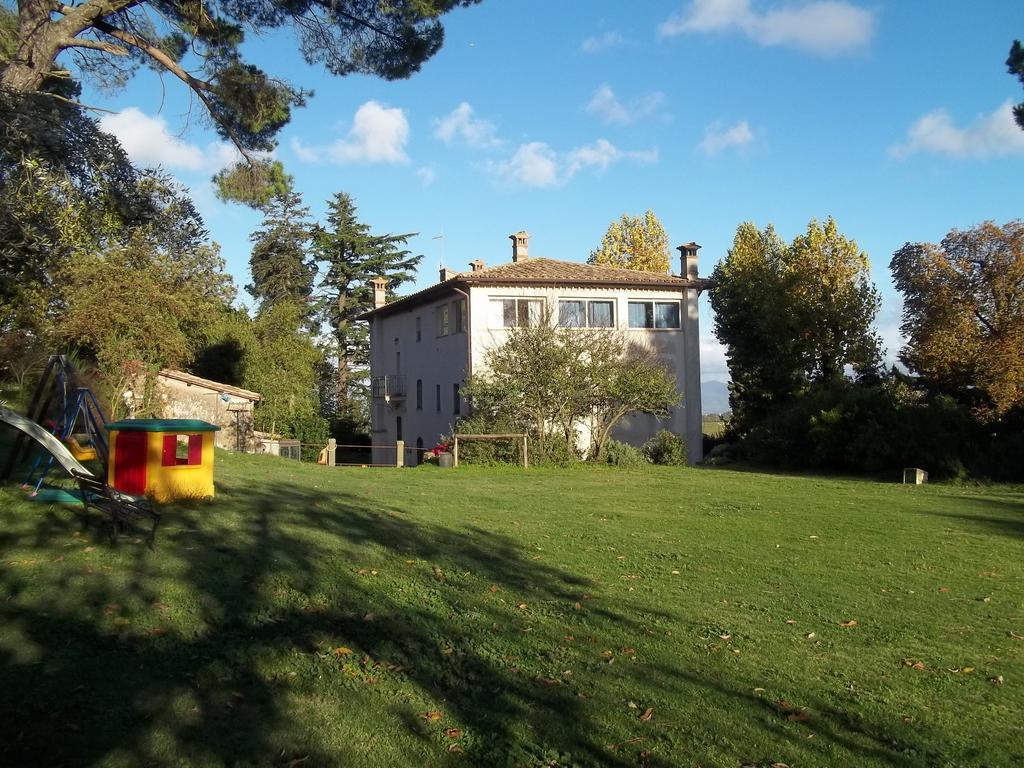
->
82;0;1024;381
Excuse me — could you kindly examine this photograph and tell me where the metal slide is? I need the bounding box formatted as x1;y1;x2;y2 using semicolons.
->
0;406;93;478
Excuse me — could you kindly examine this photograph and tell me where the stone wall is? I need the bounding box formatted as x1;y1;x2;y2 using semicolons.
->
156;376;257;451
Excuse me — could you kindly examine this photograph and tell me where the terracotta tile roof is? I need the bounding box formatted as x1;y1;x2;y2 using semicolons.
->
361;257;711;318
460;257;687;286
158;369;262;401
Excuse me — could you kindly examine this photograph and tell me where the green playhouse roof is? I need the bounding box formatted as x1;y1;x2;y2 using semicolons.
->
106;419;221;432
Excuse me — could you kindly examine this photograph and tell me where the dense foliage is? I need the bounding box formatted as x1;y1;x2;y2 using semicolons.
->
1009;39;1024;130
460;314;679;464
312;192;420;422
588;210;671;272
711;218;882;435
1;0;477;198
891;220;1024;418
248;187;317;315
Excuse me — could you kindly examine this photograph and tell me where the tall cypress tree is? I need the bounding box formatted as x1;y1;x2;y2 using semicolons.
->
247;187;316;314
312;192;421;419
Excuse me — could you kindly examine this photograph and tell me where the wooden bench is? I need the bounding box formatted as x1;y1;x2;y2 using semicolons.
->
72;472;160;545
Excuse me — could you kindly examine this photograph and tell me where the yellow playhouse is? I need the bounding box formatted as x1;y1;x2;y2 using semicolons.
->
106;419;220;502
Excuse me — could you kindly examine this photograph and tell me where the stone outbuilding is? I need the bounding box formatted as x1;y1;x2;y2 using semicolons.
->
155;369;261;452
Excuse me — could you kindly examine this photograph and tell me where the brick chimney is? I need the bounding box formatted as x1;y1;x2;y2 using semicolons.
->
439;267;455;281
676;242;701;280
510;231;530;262
469;259;486;272
372;276;387;309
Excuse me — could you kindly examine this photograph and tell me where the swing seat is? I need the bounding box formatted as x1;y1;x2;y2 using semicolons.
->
65;436;97;462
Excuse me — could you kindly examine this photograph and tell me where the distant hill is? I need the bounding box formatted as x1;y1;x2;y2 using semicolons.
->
701;380;730;415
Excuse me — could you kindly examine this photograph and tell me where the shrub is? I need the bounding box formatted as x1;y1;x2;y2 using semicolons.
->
447;414;523;466
643;430;687;465
603;440;649;467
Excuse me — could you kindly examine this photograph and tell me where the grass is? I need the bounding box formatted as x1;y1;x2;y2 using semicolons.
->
0;451;1022;767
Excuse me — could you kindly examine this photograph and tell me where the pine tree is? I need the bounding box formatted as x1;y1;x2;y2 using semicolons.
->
247;188;316;314
312;192;421;419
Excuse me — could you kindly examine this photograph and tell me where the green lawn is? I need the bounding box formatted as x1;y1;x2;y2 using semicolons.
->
1;452;1022;767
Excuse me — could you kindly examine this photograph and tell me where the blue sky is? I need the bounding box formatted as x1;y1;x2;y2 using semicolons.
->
84;0;1024;380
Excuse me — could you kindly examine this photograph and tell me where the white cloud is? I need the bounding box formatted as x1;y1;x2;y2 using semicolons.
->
490;139;658;187
491;142;560;187
433;102;502;149
698;120;754;155
581;31;625;53
700;337;730;378
585;85;666;125
659;0;875;56
417;166;437;186
292;101;410;164
586;86;629;124
99;107;238;171
889;100;1024;159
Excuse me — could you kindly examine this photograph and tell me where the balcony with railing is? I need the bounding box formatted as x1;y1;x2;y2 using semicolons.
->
371;375;406;401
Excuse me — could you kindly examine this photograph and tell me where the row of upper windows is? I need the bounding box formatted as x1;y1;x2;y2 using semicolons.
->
488;298;682;330
415;300;468;341
413;379;461;414
410;297;680;337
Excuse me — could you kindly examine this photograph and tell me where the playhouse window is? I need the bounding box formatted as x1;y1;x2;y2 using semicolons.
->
162;434;203;466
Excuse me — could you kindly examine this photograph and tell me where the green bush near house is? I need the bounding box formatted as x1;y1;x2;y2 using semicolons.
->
643;429;687;466
602;439;648;466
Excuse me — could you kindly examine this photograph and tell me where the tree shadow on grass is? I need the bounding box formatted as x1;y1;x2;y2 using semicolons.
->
634;664;986;768
0;477;664;767
918;494;1024;540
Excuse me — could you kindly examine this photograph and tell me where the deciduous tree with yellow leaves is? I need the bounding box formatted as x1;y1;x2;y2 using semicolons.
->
891;220;1024;417
588;211;670;272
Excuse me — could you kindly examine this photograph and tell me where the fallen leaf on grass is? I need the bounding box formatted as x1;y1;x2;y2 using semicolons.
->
333;647;353;656
639;707;654;721
421;711;443;721
979;597;992;603
839;620;859;628
805;632;816;640
148;627;167;637
488;585;498;593
517;603;528;610
719;633;732;641
752;687;766;693
1010;631;1024;640
938;586;950;593
989;675;1004;685
447;744;463;754
574;602;583;611
444;728;462;738
785;619;797;625
902;659;927;670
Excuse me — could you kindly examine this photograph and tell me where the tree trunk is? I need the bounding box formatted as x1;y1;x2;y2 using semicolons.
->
2;0;67;94
335;292;349;413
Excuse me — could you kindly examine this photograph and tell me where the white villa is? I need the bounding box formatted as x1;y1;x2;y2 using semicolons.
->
361;231;711;466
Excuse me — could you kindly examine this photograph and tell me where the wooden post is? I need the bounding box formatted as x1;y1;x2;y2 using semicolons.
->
522;435;528;468
453;436;459;468
327;438;336;467
396;439;405;468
